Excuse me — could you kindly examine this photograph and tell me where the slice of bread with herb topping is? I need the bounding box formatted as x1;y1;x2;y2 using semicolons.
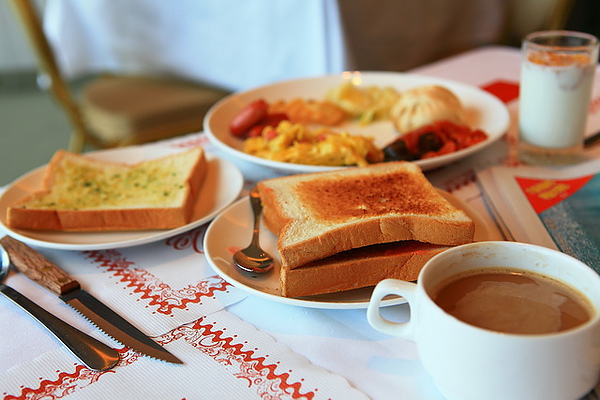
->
6;147;206;231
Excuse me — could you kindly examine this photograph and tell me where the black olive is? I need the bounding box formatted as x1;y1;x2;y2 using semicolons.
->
383;139;416;161
417;132;443;154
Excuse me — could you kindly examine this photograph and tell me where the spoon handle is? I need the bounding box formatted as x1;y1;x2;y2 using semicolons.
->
249;188;263;243
0;283;119;370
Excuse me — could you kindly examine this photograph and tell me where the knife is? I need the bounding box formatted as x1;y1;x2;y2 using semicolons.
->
0;283;120;371
0;236;183;364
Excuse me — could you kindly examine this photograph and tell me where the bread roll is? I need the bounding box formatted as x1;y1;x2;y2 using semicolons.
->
391;85;466;133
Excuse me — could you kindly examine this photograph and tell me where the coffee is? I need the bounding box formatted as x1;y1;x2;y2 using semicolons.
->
431;268;593;334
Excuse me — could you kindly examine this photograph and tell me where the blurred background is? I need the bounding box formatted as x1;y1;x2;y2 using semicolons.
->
1;0;599;186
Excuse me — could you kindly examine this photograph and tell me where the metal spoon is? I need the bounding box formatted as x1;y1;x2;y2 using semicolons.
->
233;187;274;273
0;244;120;371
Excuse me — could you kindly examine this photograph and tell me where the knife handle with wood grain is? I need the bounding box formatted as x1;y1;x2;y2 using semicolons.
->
0;236;80;296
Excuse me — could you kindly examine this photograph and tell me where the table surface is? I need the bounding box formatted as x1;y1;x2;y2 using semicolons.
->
2;45;600;399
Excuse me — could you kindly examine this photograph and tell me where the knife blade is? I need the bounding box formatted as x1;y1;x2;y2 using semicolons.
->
0;283;120;371
0;236;183;364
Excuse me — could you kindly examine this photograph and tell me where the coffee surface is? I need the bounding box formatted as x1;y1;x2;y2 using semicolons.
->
432;268;593;334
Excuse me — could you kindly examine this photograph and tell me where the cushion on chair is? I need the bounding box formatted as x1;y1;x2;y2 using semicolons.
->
80;76;227;143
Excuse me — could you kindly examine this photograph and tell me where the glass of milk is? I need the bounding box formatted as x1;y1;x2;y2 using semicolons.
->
519;31;599;165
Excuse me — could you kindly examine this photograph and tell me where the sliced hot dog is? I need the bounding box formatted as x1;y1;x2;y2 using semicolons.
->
229;99;268;137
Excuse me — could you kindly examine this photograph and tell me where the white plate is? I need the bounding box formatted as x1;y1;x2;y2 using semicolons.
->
0;146;244;250
204;71;510;173
203;190;491;309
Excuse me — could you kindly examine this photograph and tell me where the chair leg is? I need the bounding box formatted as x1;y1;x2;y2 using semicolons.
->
68;129;85;153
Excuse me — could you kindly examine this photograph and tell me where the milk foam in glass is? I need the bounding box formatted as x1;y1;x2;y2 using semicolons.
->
519;31;598;165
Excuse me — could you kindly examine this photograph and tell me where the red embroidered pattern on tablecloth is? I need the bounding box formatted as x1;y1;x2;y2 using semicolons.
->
4;319;314;400
83;248;230;315
2;364;115;400
170;134;210;149
160;317;315;399
439;169;477;193
166;226;205;254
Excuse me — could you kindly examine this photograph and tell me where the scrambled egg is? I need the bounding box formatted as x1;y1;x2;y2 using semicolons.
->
326;81;401;126
243;121;383;167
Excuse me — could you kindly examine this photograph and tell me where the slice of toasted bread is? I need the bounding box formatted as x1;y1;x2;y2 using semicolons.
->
257;161;473;269
7;147;206;231
280;241;448;297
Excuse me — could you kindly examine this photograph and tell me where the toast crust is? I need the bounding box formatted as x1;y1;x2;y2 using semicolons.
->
7;147;206;231
258;161;473;269
280;241;448;297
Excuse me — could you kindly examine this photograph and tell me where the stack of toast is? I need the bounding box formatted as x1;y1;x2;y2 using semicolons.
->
257;161;474;297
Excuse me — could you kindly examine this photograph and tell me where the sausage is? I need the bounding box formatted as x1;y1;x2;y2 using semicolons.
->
229;99;268;137
246;113;289;138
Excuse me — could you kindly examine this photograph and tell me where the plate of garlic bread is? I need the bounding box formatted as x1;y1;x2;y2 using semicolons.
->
0;145;243;250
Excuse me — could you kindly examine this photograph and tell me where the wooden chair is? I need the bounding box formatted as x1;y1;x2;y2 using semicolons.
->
9;0;229;153
502;0;576;46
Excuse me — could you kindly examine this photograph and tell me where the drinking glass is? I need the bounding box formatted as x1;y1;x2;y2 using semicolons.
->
519;30;599;165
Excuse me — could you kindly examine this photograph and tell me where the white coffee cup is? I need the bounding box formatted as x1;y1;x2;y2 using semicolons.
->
367;241;600;400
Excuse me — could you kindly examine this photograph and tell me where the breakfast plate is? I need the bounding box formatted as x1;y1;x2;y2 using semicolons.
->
203;190;491;309
0;145;244;250
204;71;510;173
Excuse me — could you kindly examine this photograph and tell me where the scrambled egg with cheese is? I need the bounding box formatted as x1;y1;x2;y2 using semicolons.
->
326;81;401;125
243;121;383;167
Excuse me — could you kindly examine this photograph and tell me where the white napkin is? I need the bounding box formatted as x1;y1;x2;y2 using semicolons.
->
55;224;247;336
1;309;368;399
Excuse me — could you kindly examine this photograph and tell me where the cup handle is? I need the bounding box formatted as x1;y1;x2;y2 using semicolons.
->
367;278;417;340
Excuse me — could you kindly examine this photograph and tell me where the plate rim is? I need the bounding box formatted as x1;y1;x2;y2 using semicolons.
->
0;147;244;250
203;71;510;173
203;188;491;309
